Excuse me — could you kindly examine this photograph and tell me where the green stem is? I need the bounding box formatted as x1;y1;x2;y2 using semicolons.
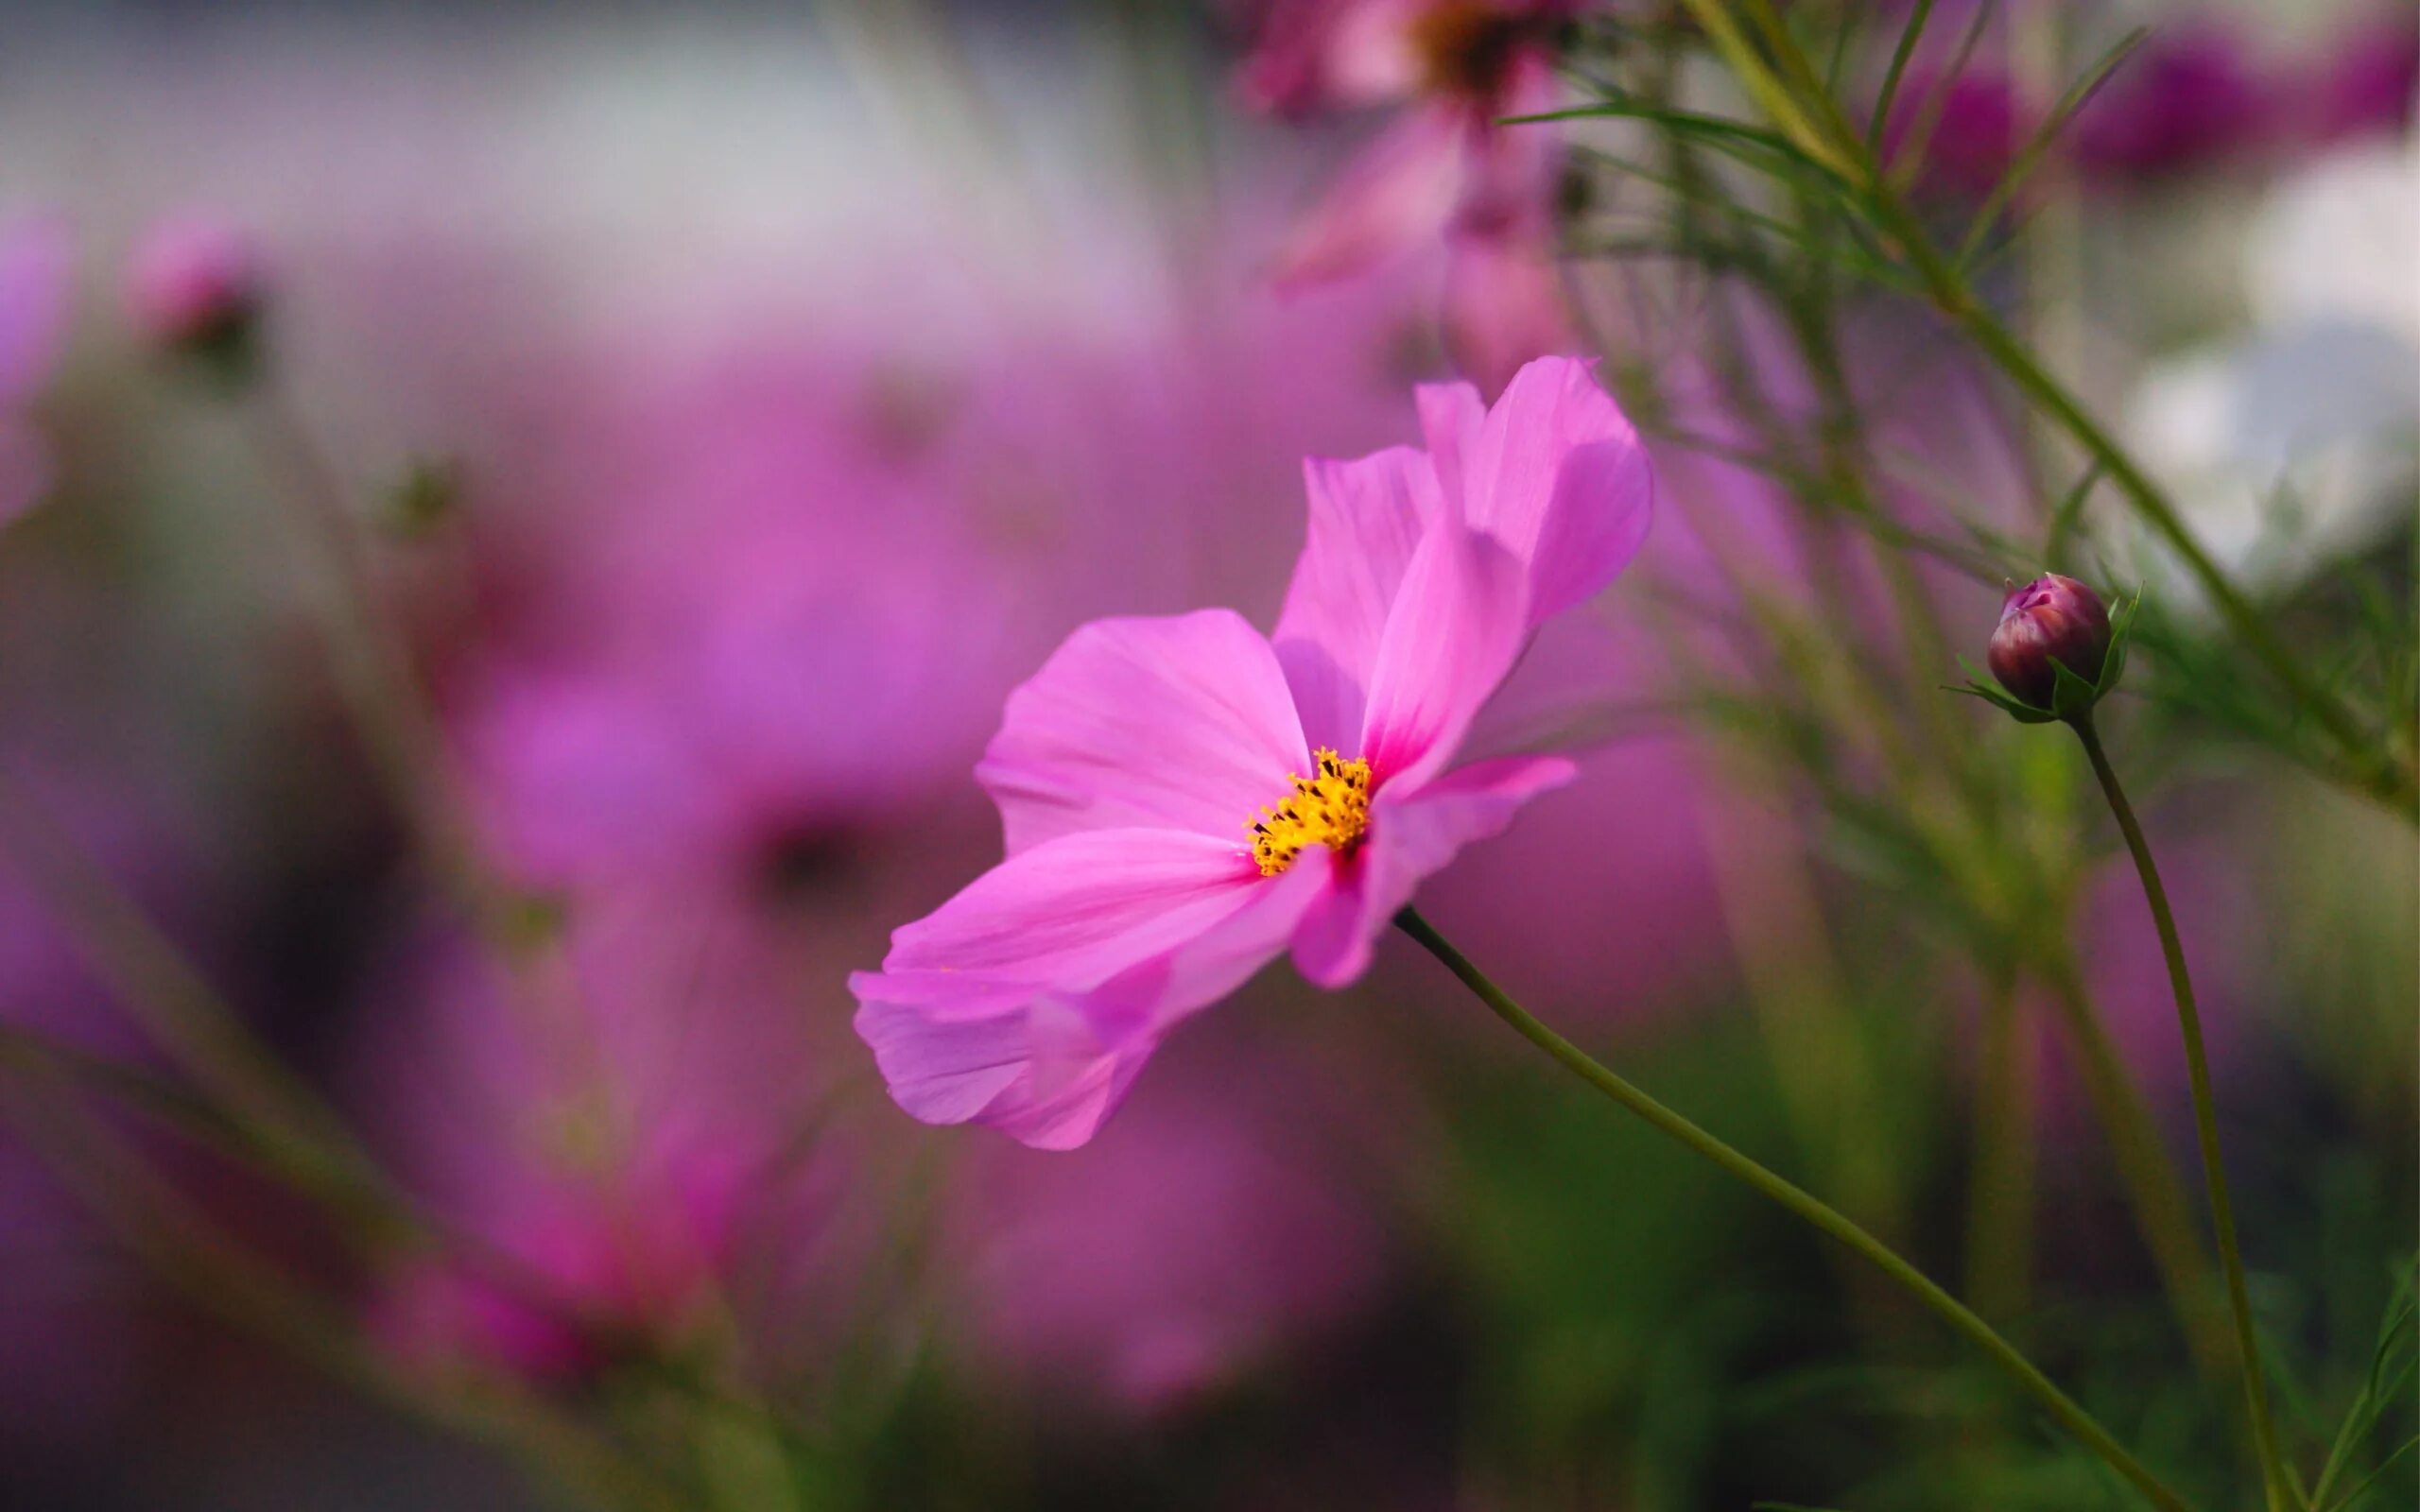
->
2035;955;2238;1392
1394;906;2195;1512
1963;967;2038;1323
2071;718;2294;1511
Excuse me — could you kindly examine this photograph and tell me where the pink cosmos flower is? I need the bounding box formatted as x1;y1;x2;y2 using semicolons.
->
0;217;71;525
1239;0;1577;390
851;354;1652;1148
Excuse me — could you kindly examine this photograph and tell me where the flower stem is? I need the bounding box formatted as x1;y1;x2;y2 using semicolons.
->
2071;717;2294;1511
1394;905;2195;1512
1963;967;2038;1324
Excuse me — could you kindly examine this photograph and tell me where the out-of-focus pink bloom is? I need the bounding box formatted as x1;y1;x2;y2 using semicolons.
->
375;1146;747;1381
2306;8;2418;144
123;216;265;354
1882;67;2033;201
0;217;71;525
354;891;841;1380
1242;1;1577;390
2073;22;2272;185
948;1040;1390;1416
852;355;1653;1149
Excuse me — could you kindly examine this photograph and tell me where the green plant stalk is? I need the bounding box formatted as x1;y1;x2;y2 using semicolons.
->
1963;967;2038;1322
2072;718;2293;1511
2036;958;2238;1391
0;766;377;1198
249;386;517;922
1395;906;2195;1512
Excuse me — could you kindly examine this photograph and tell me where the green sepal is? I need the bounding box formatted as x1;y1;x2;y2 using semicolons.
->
2049;656;2100;720
2098;588;2142;695
1949;657;2061;723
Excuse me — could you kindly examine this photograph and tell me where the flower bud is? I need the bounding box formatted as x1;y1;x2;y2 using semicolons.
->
1988;574;2112;711
124;217;264;364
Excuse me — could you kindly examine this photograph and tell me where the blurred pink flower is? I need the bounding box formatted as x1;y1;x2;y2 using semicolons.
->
2306;7;2418;145
1881;66;2033;201
2073;21;2273;185
852;355;1653;1149
1241;0;1577;390
0;217;71;525
354;889;843;1381
123;215;265;354
947;1039;1392;1417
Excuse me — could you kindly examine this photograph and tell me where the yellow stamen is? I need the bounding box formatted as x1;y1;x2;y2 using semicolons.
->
1247;747;1373;876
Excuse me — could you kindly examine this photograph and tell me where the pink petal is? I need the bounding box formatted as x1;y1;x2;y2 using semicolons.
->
1462;356;1655;626
978;610;1309;855
1290;754;1578;986
855;863;1325;1148
1270;446;1444;752
1271;103;1470;289
853;996;1143;1151
1356;512;1528;792
865;828;1266;1013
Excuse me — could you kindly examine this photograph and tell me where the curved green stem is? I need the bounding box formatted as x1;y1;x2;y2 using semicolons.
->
2072;719;2295;1510
1394;906;2195;1512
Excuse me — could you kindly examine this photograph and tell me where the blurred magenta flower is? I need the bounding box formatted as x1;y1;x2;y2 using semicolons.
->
947;1039;1391;1417
354;890;842;1381
852;355;1652;1149
2307;7;2419;144
2073;21;2272;185
1239;0;1576;389
123;216;265;357
0;217;70;525
1882;66;2032;201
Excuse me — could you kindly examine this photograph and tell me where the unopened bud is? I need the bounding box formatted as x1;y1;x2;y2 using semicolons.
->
1988;574;2113;710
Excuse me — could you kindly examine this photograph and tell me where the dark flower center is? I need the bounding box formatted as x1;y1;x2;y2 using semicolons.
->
1409;3;1530;101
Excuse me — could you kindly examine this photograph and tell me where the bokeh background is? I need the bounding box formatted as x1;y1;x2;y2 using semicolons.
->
0;2;2412;1508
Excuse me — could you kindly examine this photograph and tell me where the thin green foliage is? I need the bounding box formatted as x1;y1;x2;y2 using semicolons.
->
1865;0;1936;152
1953;27;2150;271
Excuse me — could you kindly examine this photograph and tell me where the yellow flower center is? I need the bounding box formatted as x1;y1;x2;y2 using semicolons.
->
1248;748;1373;876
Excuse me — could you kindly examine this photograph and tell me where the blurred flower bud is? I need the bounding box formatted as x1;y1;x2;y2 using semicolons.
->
124;217;264;369
1989;574;2113;710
